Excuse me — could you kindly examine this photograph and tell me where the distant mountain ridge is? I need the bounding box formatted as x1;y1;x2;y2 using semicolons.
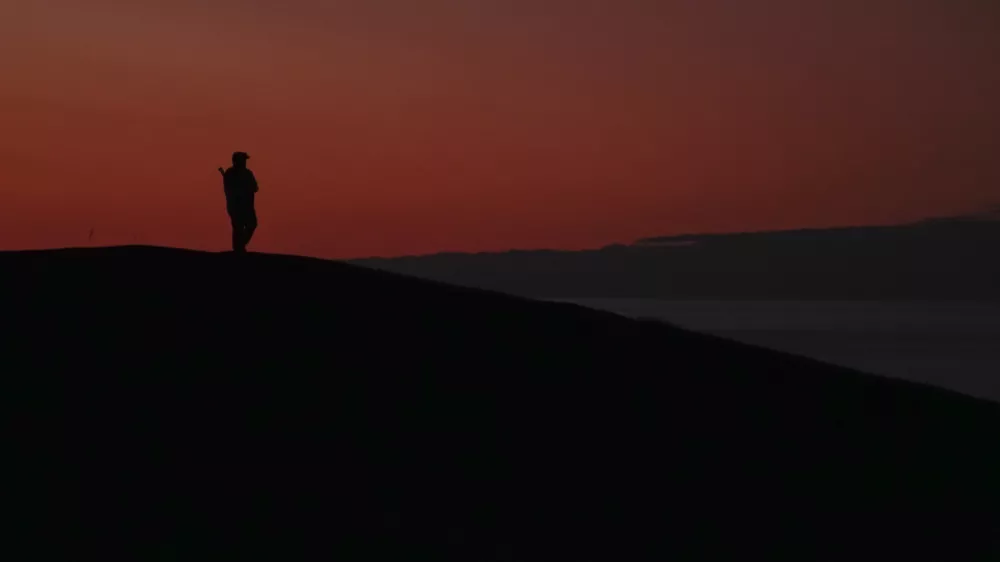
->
352;217;1000;300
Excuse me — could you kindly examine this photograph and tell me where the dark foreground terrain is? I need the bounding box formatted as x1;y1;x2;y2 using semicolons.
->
3;246;1000;561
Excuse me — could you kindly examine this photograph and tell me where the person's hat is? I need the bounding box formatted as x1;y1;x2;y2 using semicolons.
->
232;151;250;161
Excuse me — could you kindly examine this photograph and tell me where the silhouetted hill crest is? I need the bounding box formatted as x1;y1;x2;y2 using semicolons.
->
4;246;1000;561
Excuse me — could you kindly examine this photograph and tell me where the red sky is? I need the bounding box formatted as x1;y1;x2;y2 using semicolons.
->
1;0;998;258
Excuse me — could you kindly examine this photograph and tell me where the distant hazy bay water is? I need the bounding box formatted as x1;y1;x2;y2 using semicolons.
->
556;299;1000;403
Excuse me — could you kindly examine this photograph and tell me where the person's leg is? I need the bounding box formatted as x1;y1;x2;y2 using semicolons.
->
229;211;245;252
243;207;258;249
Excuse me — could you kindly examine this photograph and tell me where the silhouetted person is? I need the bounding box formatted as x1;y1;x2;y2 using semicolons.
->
219;152;258;253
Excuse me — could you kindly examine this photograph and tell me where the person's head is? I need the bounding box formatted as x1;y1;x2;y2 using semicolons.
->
232;152;250;168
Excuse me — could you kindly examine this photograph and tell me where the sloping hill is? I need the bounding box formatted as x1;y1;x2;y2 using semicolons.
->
352;219;1000;299
4;246;999;561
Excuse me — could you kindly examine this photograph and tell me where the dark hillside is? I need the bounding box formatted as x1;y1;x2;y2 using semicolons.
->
3;246;999;561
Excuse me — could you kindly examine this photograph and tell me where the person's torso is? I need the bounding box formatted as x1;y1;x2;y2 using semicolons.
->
223;168;255;198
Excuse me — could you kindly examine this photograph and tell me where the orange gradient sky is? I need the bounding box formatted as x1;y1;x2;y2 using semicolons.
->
1;0;998;258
